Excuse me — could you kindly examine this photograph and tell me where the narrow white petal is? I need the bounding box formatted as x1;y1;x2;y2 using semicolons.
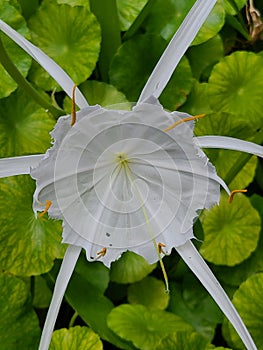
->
38;245;82;350
176;241;257;350
0;20;89;109
196;136;263;158
0;154;44;178
138;0;217;102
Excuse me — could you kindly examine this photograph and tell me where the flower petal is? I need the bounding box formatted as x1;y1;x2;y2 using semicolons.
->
0;154;44;178
38;244;82;350
176;240;257;350
196;135;263;158
138;0;217;103
0;20;89;109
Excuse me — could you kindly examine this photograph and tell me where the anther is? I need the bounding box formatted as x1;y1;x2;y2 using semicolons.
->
39;200;52;218
158;243;167;255
228;189;248;203
163;114;205;132
97;247;107;258
71;83;77;126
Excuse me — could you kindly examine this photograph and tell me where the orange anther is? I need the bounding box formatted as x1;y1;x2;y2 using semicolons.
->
97;247;107;257
39;200;52;218
71;83;77;126
163;114;205;132
228;189;248;203
158;242;167;255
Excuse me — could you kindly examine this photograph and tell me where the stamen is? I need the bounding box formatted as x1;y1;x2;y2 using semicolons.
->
123;162;170;293
97;247;107;258
39;200;52;218
158;243;167;255
163;114;205;132
71;84;77;126
228;189;248;203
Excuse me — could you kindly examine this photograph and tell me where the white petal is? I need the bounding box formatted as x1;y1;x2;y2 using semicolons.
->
38;244;81;350
176;240;257;350
138;0;217;102
196;136;263;157
0;154;44;178
0;20;89;109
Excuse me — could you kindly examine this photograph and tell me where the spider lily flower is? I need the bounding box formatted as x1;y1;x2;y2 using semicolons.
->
0;1;262;350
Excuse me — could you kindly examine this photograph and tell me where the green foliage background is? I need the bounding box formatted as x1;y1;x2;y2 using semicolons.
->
0;0;263;349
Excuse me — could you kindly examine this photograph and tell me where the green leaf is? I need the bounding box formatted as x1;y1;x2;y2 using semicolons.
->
33;276;52;309
0;273;40;350
57;0;90;6
212;194;263;287
0;88;55;157
110;251;156;284
107;304;193;350
181;81;213;116
117;0;148;31
0;0;32;98
17;0;39;19
144;0;225;45
186;35;224;80
223;0;246;15
50;257;135;350
109;34;192;108
63;80;128;113
208;51;263;125
194;112;258;189
73;252;110;294
223;273;263;349
155;332;218;350
0;175;64;275
28;0;101;91
200;193;261;266
127;276;169;310
50;326;103;350
168;278;222;340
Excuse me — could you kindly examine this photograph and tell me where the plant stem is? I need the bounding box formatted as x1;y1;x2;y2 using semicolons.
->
123;0;156;41
69;311;79;328
0;37;63;118
90;0;121;81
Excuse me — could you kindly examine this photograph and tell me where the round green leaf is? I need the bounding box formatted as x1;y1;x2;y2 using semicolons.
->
155;332;215;350
145;0;225;45
200;193;261;266
224;273;263;349
117;0;148;31
0;273;40;349
107;304;193;350
109;34;192;109
212;195;263;287
50;326;103;350
182;81;213;116
194;112;258;189
28;0;101;91
110;251;156;284
127;276;169;310
208;51;263;124
0;0;32;98
0;88;55;157
0;175;64;276
63;80;128;113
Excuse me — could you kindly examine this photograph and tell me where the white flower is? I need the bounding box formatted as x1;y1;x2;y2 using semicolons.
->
0;1;261;350
31;100;221;268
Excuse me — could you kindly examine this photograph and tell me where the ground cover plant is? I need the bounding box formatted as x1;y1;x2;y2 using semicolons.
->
0;0;263;349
